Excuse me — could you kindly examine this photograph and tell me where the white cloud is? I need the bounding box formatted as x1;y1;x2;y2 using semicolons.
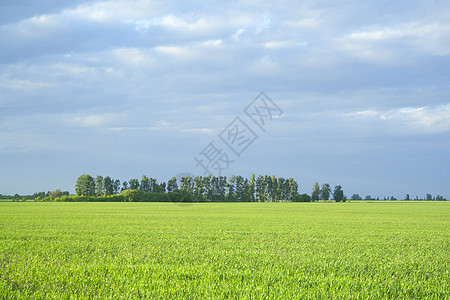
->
284;17;321;29
65;0;164;23
111;47;154;66
346;104;450;135
182;128;216;135
263;40;294;49
338;22;450;62
0;78;55;90
154;39;224;61
232;28;244;41
69;113;118;127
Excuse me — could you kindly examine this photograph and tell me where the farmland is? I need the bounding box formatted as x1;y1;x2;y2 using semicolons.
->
0;202;449;298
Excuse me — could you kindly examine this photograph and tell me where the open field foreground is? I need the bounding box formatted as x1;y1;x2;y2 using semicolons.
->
1;202;449;299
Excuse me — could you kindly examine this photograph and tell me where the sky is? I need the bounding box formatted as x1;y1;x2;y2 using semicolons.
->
1;0;449;199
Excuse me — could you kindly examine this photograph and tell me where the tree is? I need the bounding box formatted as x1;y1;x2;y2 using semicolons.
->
50;189;62;200
320;183;331;201
235;175;245;201
256;175;265;201
405;194;410;201
294;193;311;202
276;177;285;200
149;178;158;192
167;177;178;193
75;174;96;197
218;176;227;201
210;176;220;201
113;179;121;194
129;178;139;190
122;181;128;191
248;174;256;201
104;176;114;195
180;176;194;194
351;194;361;200
311;182;320;202
269;175;277;201
158;182;166;193
288;178;299;200
333;185;344;202
227;176;236;201
95;175;104;196
140;175;151;192
426;193;432;201
435;195;445;201
242;178;250;202
194;176;204;200
203;176;212;200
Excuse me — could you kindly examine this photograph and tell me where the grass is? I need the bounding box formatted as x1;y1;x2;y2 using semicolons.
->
0;202;449;299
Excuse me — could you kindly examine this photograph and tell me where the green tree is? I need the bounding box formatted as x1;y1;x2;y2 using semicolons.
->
333;185;344;202
203;176;212;200
122;181;128;191
158;182;166;193
75;174;96;197
149;178;158;192
405;194;410;201
276;177;285;200
351;194;361;200
256;175;265;201
104;176;114;195
129;178;139;190
269;175;277;201
311;182;320;202
235;175;245;201
211;176;219;201
243;178;250;202
180;176;194;194
50;189;62;200
294;193;311;202
194;176;204;199
95;175;104;196
140;175;151;192
320;183;331;201
167;177;178;192
227;175;236;201
218;176;227;201
288;178;299;200
113;179;121;194
248;174;256;201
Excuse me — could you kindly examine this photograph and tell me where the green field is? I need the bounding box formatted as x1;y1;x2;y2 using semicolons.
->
1;202;449;299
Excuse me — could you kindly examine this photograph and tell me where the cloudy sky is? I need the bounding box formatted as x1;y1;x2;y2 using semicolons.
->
1;0;449;199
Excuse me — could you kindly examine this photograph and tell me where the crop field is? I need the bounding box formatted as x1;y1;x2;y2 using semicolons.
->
0;202;449;299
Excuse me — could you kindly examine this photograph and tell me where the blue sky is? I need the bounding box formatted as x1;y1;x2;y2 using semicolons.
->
1;0;449;199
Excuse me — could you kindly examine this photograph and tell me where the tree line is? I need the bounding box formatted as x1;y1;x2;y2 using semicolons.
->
71;174;312;202
4;174;446;202
350;193;447;201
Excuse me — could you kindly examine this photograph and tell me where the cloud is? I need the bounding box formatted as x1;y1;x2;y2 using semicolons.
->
63;0;164;23
346;104;450;135
0;78;55;90
336;22;450;63
68;113;119;127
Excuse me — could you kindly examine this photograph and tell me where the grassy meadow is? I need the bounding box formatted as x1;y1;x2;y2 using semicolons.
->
0;201;449;299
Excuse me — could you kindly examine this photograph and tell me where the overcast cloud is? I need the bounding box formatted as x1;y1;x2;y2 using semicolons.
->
1;0;449;198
